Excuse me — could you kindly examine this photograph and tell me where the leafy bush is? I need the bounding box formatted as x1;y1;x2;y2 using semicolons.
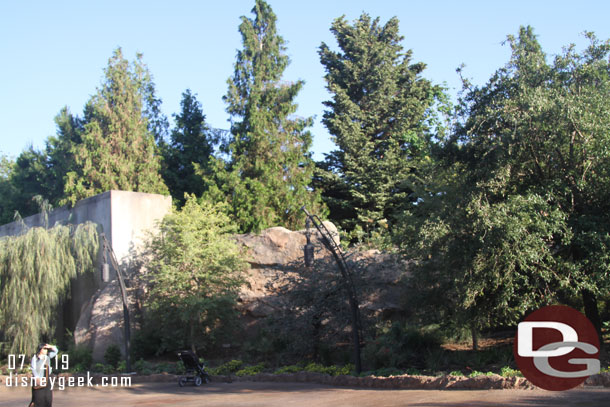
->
372;367;403;377
363;322;442;370
92;363;105;373
235;363;266;376
274;365;302;374
67;345;93;371
468;370;495;378
209;359;243;375
500;366;522;377
154;362;174;374
102;364;115;374
448;370;464;377
303;363;353;376
104;344;122;368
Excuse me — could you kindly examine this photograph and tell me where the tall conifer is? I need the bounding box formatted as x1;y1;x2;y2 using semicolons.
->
215;0;323;232
318;14;439;240
63;49;168;205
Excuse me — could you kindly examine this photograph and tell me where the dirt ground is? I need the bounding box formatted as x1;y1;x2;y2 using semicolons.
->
2;381;610;407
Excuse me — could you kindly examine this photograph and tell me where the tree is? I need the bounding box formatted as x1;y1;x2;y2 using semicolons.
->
317;14;443;242
0;153;18;225
8;147;50;219
161;89;214;206
211;0;324;232
63;48;168;205
399;27;610;344
144;195;247;353
0;214;99;354
2;108;84;222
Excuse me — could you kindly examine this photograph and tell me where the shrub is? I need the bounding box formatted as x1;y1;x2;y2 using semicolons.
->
373;367;403;377
500;366;522;377
104;344;122;368
274;365;302;374
209;359;243;375
235;363;265;376
67;345;93;371
303;363;353;376
468;370;494;378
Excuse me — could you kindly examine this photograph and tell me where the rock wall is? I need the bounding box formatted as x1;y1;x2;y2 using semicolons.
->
234;223;408;325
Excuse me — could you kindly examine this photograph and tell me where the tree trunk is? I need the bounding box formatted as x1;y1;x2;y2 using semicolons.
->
471;322;479;351
582;289;603;350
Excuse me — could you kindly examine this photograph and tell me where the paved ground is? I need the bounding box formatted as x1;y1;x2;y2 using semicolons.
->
2;381;609;407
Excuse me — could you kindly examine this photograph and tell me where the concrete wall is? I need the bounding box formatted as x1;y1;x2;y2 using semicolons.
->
0;190;172;355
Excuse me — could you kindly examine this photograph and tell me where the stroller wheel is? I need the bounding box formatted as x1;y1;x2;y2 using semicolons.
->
178;377;187;387
194;376;203;386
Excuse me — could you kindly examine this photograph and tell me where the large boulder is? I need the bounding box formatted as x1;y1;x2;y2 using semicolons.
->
75;221;408;360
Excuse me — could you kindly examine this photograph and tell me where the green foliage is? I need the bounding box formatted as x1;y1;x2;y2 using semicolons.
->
208;359;244;375
0;217;99;354
102;364;116;374
92;363;105;373
144;195;247;353
104;344;122;368
316;13;445;242
235;363;265;376
0;153;18;224
363;322;442;370
398;26;610;335
274;364;302;374
500;366;522;377
67;345;93;371
161;89;214;207
468;370;495;378
208;0;324;232
302;362;354;376
64;48;168;205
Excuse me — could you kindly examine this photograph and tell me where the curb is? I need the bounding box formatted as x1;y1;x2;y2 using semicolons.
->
2;372;608;390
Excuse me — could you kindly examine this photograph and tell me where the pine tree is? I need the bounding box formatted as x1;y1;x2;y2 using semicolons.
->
63;48;168;205
161;89;214;206
214;0;323;232
317;14;440;241
8;108;82;219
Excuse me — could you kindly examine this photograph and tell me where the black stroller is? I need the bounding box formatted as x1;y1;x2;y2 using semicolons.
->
177;350;211;387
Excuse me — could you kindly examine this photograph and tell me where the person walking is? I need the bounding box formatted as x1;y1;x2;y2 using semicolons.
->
29;343;58;407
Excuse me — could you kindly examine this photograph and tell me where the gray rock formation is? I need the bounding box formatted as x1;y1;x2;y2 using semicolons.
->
75;221;408;360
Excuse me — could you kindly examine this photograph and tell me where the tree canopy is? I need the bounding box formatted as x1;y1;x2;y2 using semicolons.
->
316;13;443;242
398;26;610;342
207;0;324;232
144;195;247;353
0;216;99;353
63;48;168;205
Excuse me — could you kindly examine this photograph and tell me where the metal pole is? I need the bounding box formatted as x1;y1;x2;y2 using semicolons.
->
301;207;362;374
101;233;131;372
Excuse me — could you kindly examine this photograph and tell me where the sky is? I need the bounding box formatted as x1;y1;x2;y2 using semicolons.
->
1;0;609;161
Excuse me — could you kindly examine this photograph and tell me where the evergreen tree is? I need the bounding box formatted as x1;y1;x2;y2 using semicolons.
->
63;48;168;205
0;153;18;224
317;14;441;241
7;108;82;220
161;89;214;206
212;0;323;232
